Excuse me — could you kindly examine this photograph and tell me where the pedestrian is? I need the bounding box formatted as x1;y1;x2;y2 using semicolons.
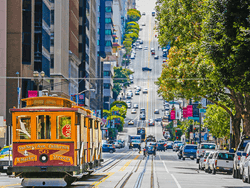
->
138;144;141;153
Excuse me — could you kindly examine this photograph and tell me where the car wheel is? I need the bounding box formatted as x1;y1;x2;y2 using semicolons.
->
208;168;212;174
198;164;201;170
182;157;185;160
110;150;114;153
196;159;199;164
178;156;181;159
233;168;237;178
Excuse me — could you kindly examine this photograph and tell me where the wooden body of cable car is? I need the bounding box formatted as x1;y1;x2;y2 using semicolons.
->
8;96;103;187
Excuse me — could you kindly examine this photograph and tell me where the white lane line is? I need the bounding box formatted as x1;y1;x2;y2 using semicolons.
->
171;174;182;188
159;154;169;173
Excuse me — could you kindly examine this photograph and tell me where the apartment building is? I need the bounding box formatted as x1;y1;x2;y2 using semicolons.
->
50;0;80;98
0;0;7;147
103;61;114;110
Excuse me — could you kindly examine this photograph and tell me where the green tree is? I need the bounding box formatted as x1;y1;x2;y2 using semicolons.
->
110;101;128;109
125;22;140;33
155;0;247;147
127;9;141;22
204;104;230;139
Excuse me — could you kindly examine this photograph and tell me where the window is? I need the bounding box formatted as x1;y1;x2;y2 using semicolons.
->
104;83;109;89
56;116;71;139
105;29;112;35
16;116;31;140
103;71;110;76
105;7;112;13
105;41;112;47
37;115;51;139
95;121;98;129
50;58;54;69
50;79;54;90
105;18;112;24
51;10;54;24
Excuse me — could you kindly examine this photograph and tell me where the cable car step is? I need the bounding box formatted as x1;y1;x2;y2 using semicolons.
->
21;178;66;187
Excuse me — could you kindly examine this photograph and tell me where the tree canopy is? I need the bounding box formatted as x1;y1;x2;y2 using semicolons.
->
127;9;141;22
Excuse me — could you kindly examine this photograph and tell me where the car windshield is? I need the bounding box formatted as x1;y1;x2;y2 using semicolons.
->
217;153;234;160
185;145;197;149
238;139;250;151
201;144;216;149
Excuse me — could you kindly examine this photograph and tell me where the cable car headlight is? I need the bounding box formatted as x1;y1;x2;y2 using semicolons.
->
39;154;48;163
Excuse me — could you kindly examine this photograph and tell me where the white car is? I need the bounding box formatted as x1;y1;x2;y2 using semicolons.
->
204;151;216;173
144;46;148;50
198;151;210;170
196;143;216;163
143;88;148;93
128;120;134;125
133;104;138;108
154;109;159;114
142;23;146;26
131;109;137;114
209;150;234;175
138;45;142;49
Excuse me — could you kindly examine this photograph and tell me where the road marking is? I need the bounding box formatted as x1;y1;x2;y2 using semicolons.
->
159;154;169;173
171;174;182;188
91;172;115;187
0;183;21;188
119;154;140;171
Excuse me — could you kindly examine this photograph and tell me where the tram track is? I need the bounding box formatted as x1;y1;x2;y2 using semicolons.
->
101;151;137;172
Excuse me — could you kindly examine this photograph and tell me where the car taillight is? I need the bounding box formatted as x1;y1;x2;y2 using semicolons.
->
246;154;249;158
215;160;217;166
238;156;241;160
144;149;146;151
204;159;206;162
197;151;199;154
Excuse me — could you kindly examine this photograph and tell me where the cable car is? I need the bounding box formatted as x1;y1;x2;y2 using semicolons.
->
8;96;103;187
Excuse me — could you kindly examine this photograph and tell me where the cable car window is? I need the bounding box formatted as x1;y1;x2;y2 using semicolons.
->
95;121;98;129
56;116;72;139
16;116;31;140
37;115;51;139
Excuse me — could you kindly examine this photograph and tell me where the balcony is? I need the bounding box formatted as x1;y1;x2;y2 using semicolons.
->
103;89;113;98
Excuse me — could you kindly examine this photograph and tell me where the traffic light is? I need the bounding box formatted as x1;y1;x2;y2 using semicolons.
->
176;136;178;140
175;130;177;133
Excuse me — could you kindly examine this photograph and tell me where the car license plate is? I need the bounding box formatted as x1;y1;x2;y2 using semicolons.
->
190;156;194;158
3;166;8;169
224;167;230;170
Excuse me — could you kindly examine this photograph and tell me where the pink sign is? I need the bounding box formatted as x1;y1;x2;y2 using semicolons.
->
183;107;187;118
28;90;38;98
187;105;193;117
171;110;175;120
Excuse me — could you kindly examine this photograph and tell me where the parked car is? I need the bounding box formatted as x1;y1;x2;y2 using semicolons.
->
102;144;116;153
133;103;138;109
131;109;137;114
204;151;216;173
135;90;140;95
196;143;217;163
182;144;197;160
0;145;12;175
198;151;210;170
142;67;152;71
128;120;134;125
154;109;159;114
209;150;234;175
233;136;250;179
241;143;250;182
240;142;250;179
127;103;131;108
154;55;159;59
148;119;155;126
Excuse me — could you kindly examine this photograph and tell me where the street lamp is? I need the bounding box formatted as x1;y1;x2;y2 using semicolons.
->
33;71;45;94
76;89;95;106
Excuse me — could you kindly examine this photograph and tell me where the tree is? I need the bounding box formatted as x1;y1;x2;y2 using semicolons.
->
125;22;140;34
155;0;245;147
110;101;128;109
204;104;230;139
127;9;141;22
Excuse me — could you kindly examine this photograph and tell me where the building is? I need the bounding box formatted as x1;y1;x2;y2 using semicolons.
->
50;0;80;98
103;61;115;110
0;0;7;147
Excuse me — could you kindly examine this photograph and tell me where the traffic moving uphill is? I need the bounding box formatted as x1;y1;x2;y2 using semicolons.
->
7;96;103;187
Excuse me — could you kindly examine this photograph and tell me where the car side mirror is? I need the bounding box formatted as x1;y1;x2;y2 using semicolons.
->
229;149;234;153
237;152;242;156
242;153;247;157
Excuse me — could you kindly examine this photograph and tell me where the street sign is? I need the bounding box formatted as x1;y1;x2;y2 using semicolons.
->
199;108;206;113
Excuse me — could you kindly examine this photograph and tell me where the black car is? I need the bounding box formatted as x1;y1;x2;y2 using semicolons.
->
142;67;152;71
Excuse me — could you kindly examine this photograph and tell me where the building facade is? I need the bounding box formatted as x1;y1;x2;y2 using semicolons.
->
103;61;114;110
0;0;7;147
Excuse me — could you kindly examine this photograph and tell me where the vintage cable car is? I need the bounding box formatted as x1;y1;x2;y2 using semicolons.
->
8;96;103;187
